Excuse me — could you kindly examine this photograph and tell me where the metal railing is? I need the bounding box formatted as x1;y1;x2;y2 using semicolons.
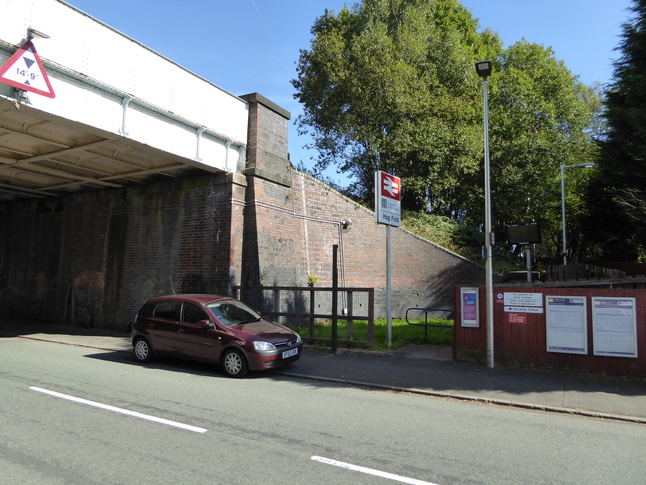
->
234;286;375;347
405;307;453;343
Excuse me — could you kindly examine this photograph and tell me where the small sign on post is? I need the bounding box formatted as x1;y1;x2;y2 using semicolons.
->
375;171;401;227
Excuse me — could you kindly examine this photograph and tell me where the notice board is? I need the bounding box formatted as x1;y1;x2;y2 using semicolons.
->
592;297;638;358
545;296;588;354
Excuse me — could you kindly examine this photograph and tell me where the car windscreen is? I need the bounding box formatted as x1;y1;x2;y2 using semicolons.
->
206;300;261;327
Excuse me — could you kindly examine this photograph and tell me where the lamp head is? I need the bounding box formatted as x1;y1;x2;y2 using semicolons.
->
27;27;50;40
475;60;492;78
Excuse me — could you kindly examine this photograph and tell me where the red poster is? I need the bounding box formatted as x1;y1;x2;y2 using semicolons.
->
508;313;527;324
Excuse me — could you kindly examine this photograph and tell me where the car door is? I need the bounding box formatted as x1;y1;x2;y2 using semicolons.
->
144;299;180;352
173;302;222;361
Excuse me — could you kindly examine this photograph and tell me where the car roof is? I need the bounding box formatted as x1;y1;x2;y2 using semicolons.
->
150;294;231;305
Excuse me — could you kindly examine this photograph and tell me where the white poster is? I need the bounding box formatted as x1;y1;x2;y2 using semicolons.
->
504;292;544;314
592;297;638;358
545;296;588;354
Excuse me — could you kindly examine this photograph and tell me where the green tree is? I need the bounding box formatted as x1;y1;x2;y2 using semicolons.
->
585;0;646;261
489;41;600;262
292;0;501;215
293;0;601;266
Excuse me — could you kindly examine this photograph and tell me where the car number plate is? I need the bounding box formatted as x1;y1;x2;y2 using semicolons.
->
282;348;298;359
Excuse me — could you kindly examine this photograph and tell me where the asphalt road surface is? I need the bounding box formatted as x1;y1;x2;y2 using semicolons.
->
1;338;644;484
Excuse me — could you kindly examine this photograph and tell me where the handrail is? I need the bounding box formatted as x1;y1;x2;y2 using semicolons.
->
405;307;453;342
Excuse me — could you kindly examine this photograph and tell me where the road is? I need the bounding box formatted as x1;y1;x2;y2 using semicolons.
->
1;338;644;484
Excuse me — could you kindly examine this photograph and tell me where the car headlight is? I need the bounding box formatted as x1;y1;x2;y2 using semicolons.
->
253;341;276;351
295;334;302;344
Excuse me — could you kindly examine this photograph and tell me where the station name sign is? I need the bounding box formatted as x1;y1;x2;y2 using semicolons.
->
375;171;401;227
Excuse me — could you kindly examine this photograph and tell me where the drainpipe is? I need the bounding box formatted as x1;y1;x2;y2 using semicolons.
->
224;140;232;171
121;96;132;136
237;145;246;172
195;126;205;161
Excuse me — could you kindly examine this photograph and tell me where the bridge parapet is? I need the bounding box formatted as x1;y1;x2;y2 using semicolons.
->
0;0;247;172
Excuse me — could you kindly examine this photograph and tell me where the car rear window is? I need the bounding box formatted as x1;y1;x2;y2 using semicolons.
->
152;300;178;320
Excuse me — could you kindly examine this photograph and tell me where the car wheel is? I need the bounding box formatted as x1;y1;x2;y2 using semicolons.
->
221;349;248;378
133;337;154;363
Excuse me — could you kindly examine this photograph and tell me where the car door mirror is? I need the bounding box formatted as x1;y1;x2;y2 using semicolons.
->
200;320;215;329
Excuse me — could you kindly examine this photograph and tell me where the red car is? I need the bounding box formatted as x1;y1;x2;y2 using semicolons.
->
131;294;302;378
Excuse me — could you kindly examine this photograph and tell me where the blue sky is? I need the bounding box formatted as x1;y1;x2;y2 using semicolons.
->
66;0;633;185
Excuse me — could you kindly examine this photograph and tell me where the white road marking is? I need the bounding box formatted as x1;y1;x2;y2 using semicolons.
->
311;456;438;485
29;386;207;433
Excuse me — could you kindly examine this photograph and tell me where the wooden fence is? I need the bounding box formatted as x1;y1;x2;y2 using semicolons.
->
546;263;626;282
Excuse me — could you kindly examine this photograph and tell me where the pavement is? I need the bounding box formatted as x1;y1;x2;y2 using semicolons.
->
2;320;645;424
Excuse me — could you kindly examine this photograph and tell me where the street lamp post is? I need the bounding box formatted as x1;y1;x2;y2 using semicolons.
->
475;60;495;369
560;163;595;265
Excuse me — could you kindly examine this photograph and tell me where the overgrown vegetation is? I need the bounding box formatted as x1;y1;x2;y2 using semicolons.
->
292;0;606;265
295;317;453;351
401;210;528;273
583;0;646;262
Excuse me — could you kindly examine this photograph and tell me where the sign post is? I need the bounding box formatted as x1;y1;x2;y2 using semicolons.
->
331;244;339;355
375;171;401;347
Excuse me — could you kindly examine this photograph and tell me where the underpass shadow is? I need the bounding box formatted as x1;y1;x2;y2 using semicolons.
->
0;318;131;339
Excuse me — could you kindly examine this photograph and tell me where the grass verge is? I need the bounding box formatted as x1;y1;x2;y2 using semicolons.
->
294;318;453;351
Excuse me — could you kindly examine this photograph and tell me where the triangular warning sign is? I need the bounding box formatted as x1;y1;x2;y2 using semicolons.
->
0;40;55;98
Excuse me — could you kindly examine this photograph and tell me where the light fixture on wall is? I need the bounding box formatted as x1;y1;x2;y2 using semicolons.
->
342;219;353;230
27;27;50;40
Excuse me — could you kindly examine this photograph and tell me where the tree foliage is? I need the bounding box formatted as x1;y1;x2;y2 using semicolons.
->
489;42;600;262
293;0;602;265
585;0;646;261
292;0;500;216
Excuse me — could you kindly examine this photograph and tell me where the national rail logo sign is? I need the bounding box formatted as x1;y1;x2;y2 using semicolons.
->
0;40;55;98
375;171;401;226
380;172;400;201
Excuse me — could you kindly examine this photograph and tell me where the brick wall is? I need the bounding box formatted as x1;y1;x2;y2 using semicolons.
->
0;172;243;329
241;168;485;317
0;92;487;329
240;94;486;318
